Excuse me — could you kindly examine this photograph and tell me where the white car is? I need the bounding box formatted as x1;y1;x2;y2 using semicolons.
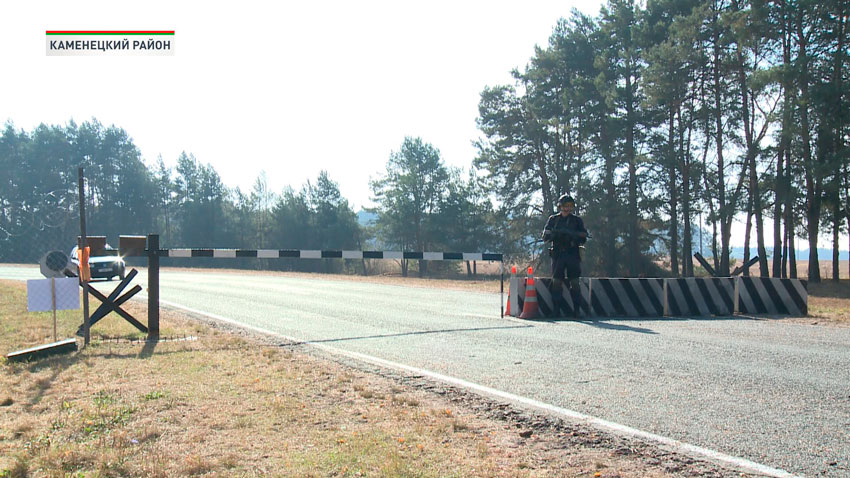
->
69;245;126;281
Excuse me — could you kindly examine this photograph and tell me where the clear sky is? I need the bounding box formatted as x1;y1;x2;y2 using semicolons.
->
2;1;845;251
2;0;603;206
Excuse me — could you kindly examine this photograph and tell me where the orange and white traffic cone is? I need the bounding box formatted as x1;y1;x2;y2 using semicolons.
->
519;267;539;319
506;265;517;316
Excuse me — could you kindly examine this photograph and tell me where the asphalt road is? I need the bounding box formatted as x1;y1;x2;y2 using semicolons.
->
3;265;848;477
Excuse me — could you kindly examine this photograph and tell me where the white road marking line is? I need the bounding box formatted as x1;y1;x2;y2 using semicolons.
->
500;315;545;325
328;353;800;478
151;297;293;323
460;313;501;319
151;297;800;478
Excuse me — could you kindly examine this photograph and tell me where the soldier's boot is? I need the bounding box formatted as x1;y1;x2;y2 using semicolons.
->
569;279;582;318
551;279;569;317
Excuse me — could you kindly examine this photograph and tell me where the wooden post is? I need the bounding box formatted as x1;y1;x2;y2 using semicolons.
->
51;277;57;342
78;167;91;346
148;234;160;339
500;262;504;318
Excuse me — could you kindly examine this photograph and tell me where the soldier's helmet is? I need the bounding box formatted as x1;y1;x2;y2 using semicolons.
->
557;194;575;207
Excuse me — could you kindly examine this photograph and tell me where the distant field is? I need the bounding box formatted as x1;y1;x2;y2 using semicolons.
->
791;260;850;280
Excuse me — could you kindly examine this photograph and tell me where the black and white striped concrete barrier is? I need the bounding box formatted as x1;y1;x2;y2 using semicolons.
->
140;249;503;262
664;278;735;316
536;278;592;317
509;275;808;319
591;278;665;317
736;277;808;316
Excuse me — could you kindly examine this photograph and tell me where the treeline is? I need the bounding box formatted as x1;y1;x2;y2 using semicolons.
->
2;0;848;282
0;119;364;273
0;123;496;276
475;0;848;282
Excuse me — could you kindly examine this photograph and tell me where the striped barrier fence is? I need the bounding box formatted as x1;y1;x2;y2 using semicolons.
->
126;248;503;262
116;234;505;338
736;277;808;316
591;278;665;318
535;278;591;317
664;278;735;317
508;274;808;319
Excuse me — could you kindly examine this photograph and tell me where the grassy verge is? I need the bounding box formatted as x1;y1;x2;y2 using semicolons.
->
807;280;850;324
0;280;681;477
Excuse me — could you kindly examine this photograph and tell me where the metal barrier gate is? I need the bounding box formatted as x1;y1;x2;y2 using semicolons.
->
117;234;505;338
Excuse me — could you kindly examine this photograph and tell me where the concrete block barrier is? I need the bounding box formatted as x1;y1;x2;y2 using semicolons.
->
506;274;808;319
590;278;664;317
736;277;808;316
665;278;735;316
534;278;591;317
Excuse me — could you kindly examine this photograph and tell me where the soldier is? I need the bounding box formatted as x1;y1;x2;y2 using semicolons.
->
542;194;588;317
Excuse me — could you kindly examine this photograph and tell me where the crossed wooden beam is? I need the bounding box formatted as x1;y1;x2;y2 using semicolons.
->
76;268;148;336
693;253;760;278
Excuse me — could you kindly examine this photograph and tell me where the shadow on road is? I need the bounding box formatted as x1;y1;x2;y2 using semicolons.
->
512;314;769;333
280;324;534;346
576;320;658;334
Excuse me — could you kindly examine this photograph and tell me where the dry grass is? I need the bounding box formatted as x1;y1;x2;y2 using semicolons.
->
794;260;850;280
0;279;673;477
806;280;850;324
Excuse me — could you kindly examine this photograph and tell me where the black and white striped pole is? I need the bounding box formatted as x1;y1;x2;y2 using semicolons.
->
153;249;503;261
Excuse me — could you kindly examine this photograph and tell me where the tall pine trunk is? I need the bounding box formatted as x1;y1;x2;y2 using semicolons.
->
833;202;840;281
782;224;788;278
776;1;793;278
773;146;785;278
734;1;768;276
796;10;821;282
831;1;846;282
601;120;619;276
668;111;679;276
713;8;731;276
842;163;850;277
699;105;720;274
626;59;639;277
785;177;797;279
743;197;753;276
680;108;694;277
